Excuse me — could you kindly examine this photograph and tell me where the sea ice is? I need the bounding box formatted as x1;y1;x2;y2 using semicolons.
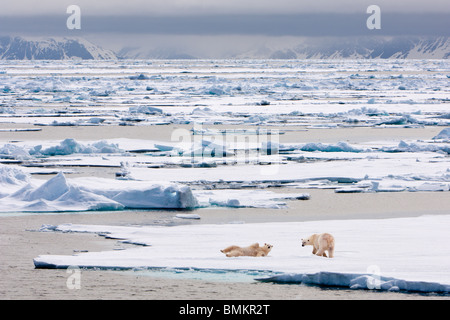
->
433;127;450;141
30;139;123;156
0;169;199;212
33;215;450;294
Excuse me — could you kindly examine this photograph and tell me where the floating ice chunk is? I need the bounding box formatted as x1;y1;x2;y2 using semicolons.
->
1;172;124;212
38;224;59;232
89;90;110;97
129;74;149;80
107;184;198;209
0;172;198;212
347;107;387;116
0;165;31;198
256;100;270;106
300;141;363;153
204;86;226;95
209;198;241;208
32;139;123;156
88;117;105;124
335;188;365;193
191;107;217;116
154;144;174;152
194;189;297;209
408;183;449;192
129;105;163;114
383;140;450;154
0;106;15;114
377;116;416;126
175;213;201;220
432;128;450;141
0;144;31;160
244;114;269;123
116;162;134;180
0;165;30;186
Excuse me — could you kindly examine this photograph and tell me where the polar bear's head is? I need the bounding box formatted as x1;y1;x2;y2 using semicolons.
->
301;237;312;247
263;243;273;251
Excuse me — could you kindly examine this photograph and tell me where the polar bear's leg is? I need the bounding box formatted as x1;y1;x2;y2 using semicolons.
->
315;247;324;257
316;244;328;257
221;245;239;253
226;250;241;257
328;247;334;258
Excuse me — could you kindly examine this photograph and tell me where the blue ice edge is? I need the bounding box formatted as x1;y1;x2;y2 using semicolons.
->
256;272;450;295
34;258;449;295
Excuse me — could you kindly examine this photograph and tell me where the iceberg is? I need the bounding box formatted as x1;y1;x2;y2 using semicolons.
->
0;171;198;212
0;165;30;187
0;144;32;160
1;172;123;212
102;184;198;209
0;165;31;197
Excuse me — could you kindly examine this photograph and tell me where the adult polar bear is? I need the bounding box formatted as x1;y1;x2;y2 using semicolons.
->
221;243;273;257
301;233;335;258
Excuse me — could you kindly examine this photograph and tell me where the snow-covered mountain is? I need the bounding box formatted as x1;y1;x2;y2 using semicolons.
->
0;36;117;60
273;36;450;59
118;36;450;59
2;35;447;60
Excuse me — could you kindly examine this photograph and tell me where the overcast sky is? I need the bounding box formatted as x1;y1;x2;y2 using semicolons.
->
1;0;450;16
1;1;448;53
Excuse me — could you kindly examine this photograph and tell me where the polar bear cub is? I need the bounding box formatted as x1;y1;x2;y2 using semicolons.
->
220;243;273;257
301;233;335;258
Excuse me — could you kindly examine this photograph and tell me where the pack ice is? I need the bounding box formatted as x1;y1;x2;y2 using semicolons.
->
0;166;198;212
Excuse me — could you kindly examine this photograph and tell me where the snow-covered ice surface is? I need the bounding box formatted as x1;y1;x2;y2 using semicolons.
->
1;59;449;127
0;165;304;212
1;59;448;201
0;168;199;212
1;59;449;293
34;215;450;294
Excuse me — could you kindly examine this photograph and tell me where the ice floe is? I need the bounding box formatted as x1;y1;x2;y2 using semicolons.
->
0;165;313;212
0;168;198;212
33;214;450;294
